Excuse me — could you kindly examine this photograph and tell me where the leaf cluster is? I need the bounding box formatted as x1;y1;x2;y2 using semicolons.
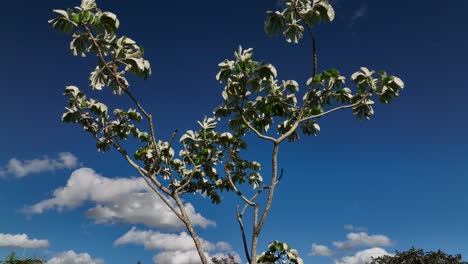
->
215;47;404;143
265;0;335;43
49;0;151;95
257;241;304;264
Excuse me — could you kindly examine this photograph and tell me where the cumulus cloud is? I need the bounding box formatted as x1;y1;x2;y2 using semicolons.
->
114;227;222;252
115;227;239;264
333;232;392;250
0;233;49;248
153;250;241;264
309;243;333;256
0;152;79;178
47;251;104;264
335;247;392;264
26;168;214;230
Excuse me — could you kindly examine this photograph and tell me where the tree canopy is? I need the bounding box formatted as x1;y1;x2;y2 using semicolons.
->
49;0;404;263
0;252;44;264
369;248;468;264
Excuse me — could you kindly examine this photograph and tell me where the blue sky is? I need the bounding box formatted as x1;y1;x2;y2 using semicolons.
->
0;0;467;263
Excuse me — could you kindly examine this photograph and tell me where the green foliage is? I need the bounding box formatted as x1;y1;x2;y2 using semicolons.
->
369;248;468;264
49;0;150;94
215;47;404;142
0;252;44;264
51;0;405;263
257;241;304;264
265;0;335;43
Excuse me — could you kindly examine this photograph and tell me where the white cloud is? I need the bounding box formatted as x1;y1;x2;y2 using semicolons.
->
153;250;202;264
344;225;367;232
0;152;79;178
115;227;239;264
26;168;214;230
47;251;104;264
153;250;241;264
114;227;231;252
114;227;220;252
0;233;49;248
309;243;333;256
333;232;392;250
335;247;392;264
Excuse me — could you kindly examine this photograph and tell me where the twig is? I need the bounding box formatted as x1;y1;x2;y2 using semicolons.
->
237;107;276;143
237;206;251;263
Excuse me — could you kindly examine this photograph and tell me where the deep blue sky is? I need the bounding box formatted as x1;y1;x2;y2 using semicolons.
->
0;0;467;263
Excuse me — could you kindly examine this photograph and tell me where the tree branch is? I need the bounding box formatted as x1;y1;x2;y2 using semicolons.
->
237;107;276;143
173;194;209;264
108;141;183;220
175;144;200;194
225;161;256;207
292;1;317;87
299;98;367;122
82;24;160;158
236;206;251;264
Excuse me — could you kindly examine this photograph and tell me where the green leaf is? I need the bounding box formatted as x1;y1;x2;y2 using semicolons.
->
127;109;143;121
64;86;82;97
89;65;108;90
80;0;97;11
313;0;335;23
99;12;120;36
283;21;304;43
265;11;285;36
70;32;90;57
49;9;78;34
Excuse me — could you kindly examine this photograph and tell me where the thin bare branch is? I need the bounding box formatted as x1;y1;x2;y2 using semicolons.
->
278;168;284;182
108;141;183;220
225;162;256;207
236;206;251;263
175;144;200;194
299;99;366;122
240;185;270;217
292;2;318;88
237;107;276;143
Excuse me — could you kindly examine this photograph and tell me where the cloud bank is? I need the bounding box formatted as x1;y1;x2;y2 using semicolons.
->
309;243;333;256
333;232;392;250
310;227;394;263
47;251;104;264
0;233;49;248
0;152;78;178
115;227;240;264
26;168;214;230
335;247;392;264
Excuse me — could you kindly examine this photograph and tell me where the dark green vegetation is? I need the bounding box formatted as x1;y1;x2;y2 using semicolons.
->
369;248;467;264
0;252;44;264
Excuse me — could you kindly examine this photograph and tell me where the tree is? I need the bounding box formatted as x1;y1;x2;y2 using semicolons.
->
0;252;44;264
369;247;468;264
49;0;404;263
212;254;239;264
